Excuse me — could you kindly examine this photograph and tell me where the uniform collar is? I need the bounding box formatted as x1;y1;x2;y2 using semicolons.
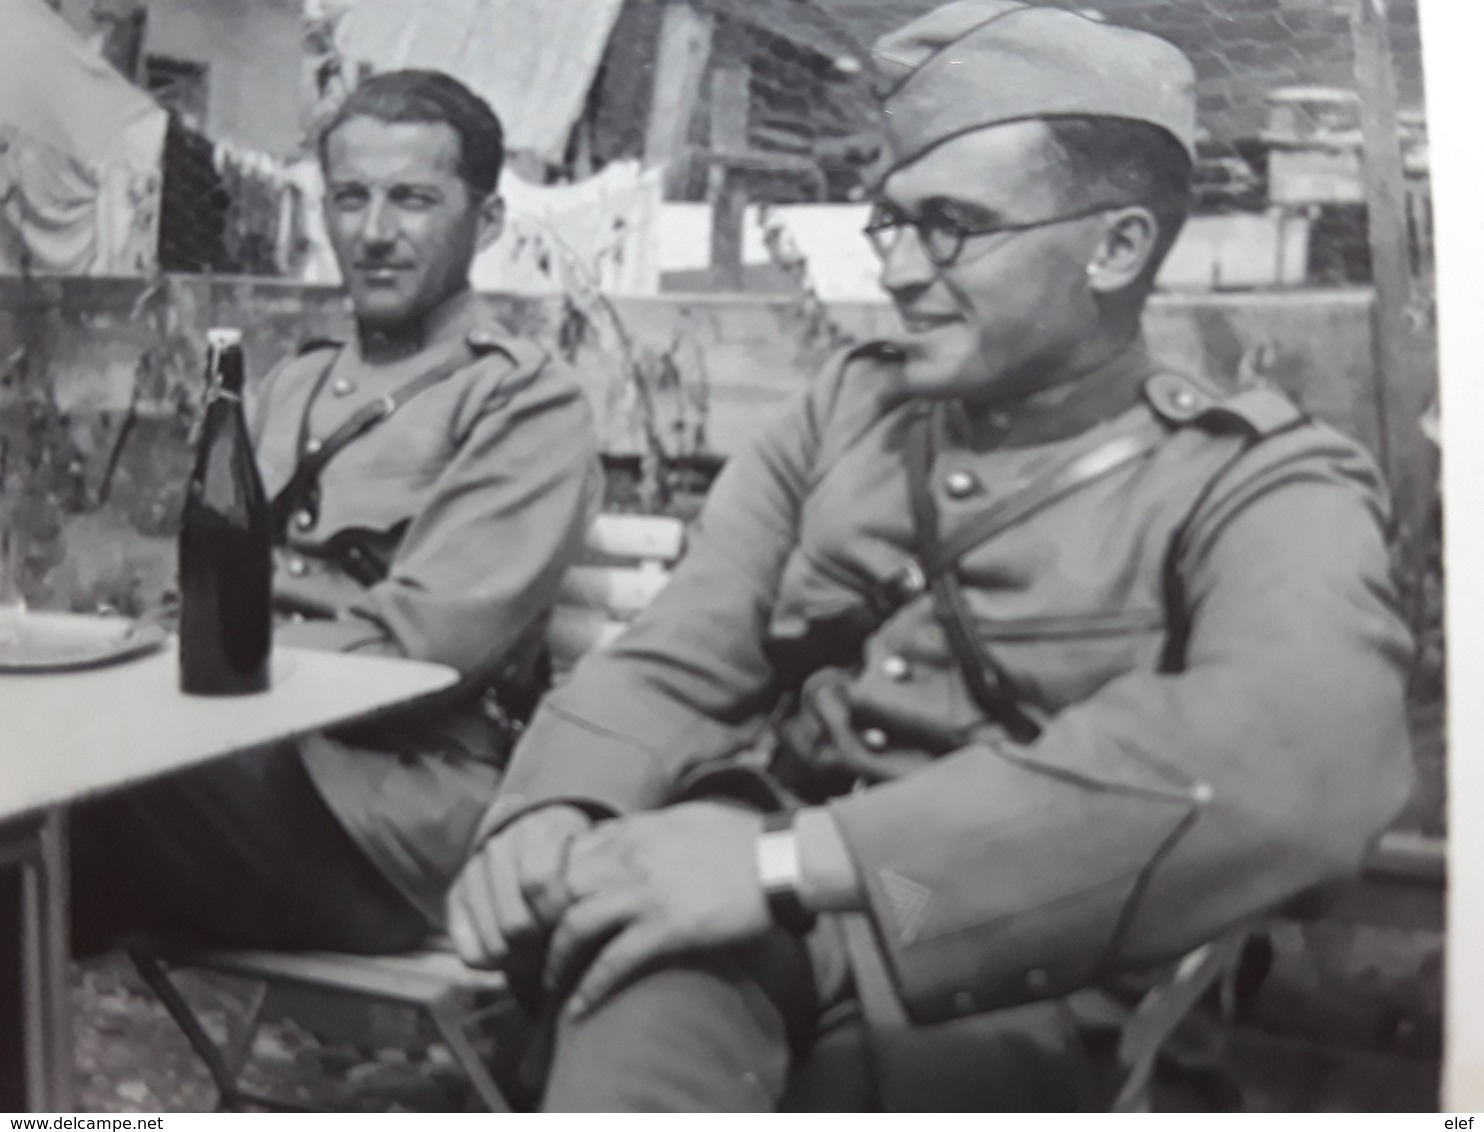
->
355;287;486;364
946;340;1161;449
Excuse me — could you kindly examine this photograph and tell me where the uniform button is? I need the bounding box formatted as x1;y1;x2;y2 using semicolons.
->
305;437;324;455
953;991;977;1014
944;470;979;498
286;556;308;577
293;509;316;531
1025;968;1051;993
331;377;355;397
897;560;926;597
882;655;912;682
1171;389;1197;412
860;727;889;752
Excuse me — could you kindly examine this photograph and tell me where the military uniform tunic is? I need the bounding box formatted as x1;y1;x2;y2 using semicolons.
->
249;289;603;925
484;341;1412;1023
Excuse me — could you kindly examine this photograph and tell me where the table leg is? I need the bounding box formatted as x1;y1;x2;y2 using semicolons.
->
40;809;70;1111
2;829;33;1111
20;808;71;1112
20;858;44;1106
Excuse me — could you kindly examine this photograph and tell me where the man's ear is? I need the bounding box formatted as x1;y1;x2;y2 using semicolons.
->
1086;206;1159;293
475;194;505;253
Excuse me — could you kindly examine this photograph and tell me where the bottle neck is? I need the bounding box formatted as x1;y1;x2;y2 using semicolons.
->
208;345;246;399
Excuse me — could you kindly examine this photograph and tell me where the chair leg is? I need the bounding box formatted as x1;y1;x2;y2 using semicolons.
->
427;1000;512;1113
132;947;522;1112
1112;931;1248;1113
219;979;269;1087
129;949;254;1111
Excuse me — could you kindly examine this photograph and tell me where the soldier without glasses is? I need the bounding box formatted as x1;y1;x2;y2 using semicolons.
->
75;72;601;961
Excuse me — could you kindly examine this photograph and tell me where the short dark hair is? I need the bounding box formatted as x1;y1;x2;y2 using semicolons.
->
1043;116;1193;282
318;69;505;197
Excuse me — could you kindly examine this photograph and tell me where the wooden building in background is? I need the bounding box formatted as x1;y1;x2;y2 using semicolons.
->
579;0;878;288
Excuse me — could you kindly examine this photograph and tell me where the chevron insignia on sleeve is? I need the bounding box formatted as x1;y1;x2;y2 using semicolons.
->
878;869;935;945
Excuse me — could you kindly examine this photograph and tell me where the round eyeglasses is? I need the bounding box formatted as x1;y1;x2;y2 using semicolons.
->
863;197;1126;268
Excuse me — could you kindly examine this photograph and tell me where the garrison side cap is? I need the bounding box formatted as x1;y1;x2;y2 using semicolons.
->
871;0;1198;178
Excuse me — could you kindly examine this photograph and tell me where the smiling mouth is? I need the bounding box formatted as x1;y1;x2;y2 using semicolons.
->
899;311;961;333
356;265;412;281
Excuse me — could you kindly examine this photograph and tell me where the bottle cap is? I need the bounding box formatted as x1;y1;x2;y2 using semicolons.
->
207;328;244;350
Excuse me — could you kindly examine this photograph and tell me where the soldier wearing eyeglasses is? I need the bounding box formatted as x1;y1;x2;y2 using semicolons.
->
448;0;1413;1111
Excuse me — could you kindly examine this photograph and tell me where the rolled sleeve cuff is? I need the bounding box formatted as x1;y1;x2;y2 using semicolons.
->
826;746;1200;1024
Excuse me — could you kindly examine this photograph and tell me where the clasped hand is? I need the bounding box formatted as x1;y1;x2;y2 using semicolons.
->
447;802;771;1017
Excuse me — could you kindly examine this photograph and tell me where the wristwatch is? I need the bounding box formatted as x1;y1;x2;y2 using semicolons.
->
755;811;817;934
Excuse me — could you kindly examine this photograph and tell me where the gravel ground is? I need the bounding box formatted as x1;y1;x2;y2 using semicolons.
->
72;954;481;1113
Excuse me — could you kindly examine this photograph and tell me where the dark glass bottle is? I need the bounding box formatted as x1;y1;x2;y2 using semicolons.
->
178;327;272;694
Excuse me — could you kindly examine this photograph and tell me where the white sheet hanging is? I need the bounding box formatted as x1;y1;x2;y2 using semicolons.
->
0;0;166;275
475;160;663;297
335;0;628;166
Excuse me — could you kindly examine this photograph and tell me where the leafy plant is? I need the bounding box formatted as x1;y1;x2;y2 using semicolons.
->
510;219;710;513
757;203;855;355
0;262;74;602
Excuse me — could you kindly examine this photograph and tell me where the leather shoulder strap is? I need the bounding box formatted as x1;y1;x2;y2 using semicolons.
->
904;408;1043;744
902;401;1174;743
922;414;1170;580
269;347;473;541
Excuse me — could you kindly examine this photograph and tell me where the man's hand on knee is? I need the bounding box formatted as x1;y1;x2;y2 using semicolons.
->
447;804;593;968
544;803;772;1018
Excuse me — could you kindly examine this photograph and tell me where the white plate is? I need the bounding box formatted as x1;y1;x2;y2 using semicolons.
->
0;611;168;674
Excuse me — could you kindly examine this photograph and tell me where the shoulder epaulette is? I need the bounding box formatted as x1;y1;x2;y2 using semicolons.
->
464;327;548;371
296;337;344;357
1144;372;1306;439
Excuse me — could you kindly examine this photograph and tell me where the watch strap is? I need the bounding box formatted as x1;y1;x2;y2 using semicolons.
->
758;811;817;934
